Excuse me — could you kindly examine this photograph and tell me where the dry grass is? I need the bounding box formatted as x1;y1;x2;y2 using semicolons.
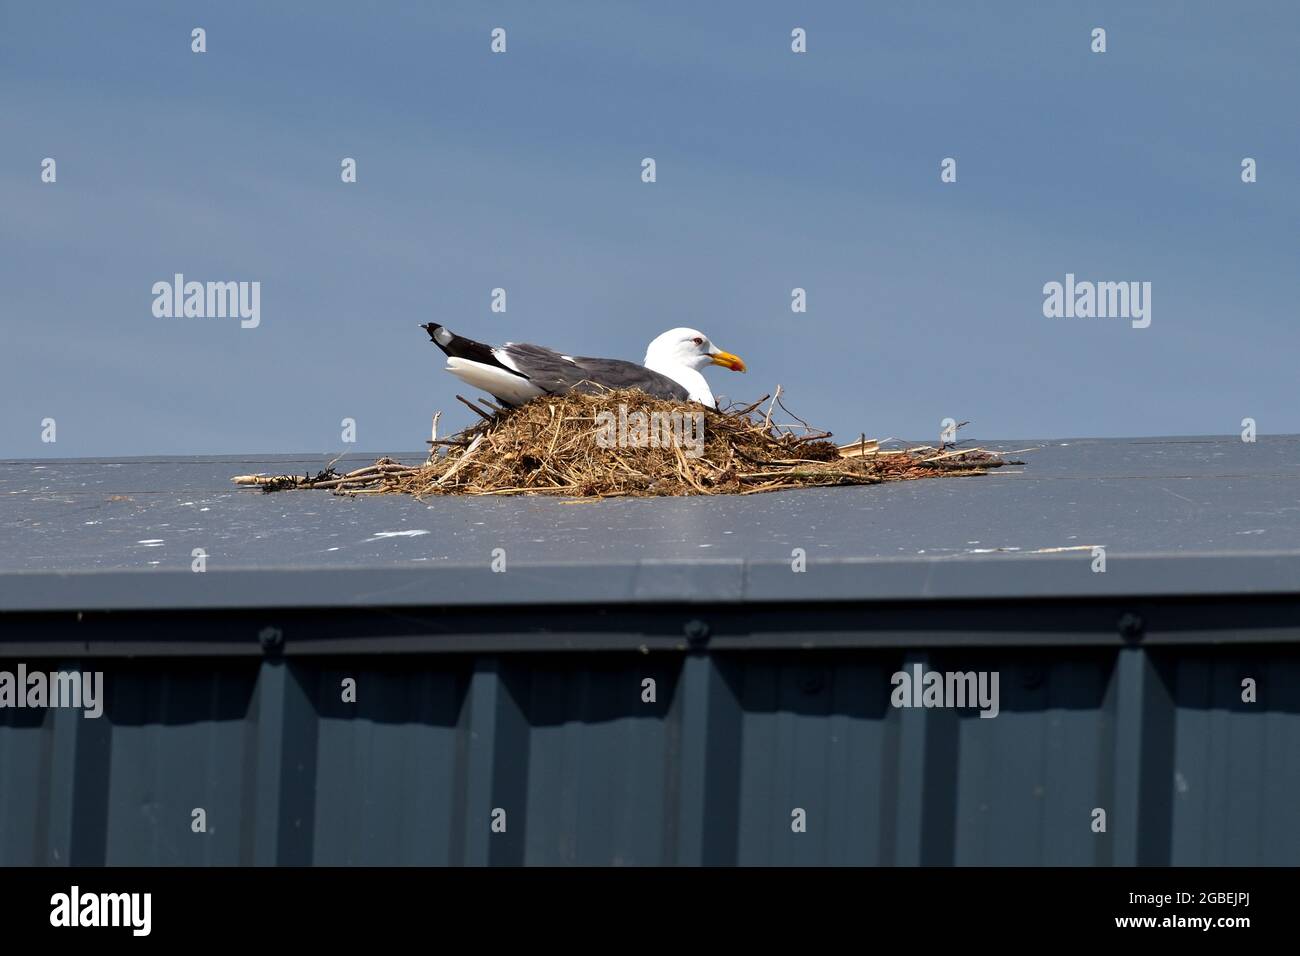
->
231;389;1018;498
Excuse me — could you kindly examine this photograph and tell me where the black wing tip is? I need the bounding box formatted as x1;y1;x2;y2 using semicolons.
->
421;322;442;340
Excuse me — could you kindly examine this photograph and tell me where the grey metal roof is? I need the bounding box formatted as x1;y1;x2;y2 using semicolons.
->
3;436;1299;611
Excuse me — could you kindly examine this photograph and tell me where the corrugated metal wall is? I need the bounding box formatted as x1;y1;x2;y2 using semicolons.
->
3;640;1298;865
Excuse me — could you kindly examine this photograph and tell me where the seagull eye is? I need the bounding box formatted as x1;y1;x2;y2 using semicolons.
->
692;337;703;345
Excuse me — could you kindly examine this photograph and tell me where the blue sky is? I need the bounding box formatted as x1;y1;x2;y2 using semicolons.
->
3;1;1297;457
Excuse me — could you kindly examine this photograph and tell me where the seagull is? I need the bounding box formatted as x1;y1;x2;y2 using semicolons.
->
421;324;746;408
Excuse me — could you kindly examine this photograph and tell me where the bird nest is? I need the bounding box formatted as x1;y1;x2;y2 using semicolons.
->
232;390;1017;498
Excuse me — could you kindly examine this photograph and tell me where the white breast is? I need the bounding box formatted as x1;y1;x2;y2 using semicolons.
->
646;362;715;407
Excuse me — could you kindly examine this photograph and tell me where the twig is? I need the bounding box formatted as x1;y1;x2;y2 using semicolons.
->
427;411;442;463
775;391;815;434
763;385;783;433
456;394;494;422
436;434;485;486
729;394;770;417
920;447;988;464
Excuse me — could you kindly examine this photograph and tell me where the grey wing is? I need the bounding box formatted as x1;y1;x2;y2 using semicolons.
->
502;343;690;401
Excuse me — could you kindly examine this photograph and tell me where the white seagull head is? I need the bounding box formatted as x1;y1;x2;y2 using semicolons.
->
642;327;746;407
644;327;746;374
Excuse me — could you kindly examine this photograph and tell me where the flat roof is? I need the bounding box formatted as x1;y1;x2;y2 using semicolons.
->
3;436;1298;611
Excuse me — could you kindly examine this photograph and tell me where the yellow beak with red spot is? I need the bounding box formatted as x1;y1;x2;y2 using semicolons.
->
709;350;747;373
